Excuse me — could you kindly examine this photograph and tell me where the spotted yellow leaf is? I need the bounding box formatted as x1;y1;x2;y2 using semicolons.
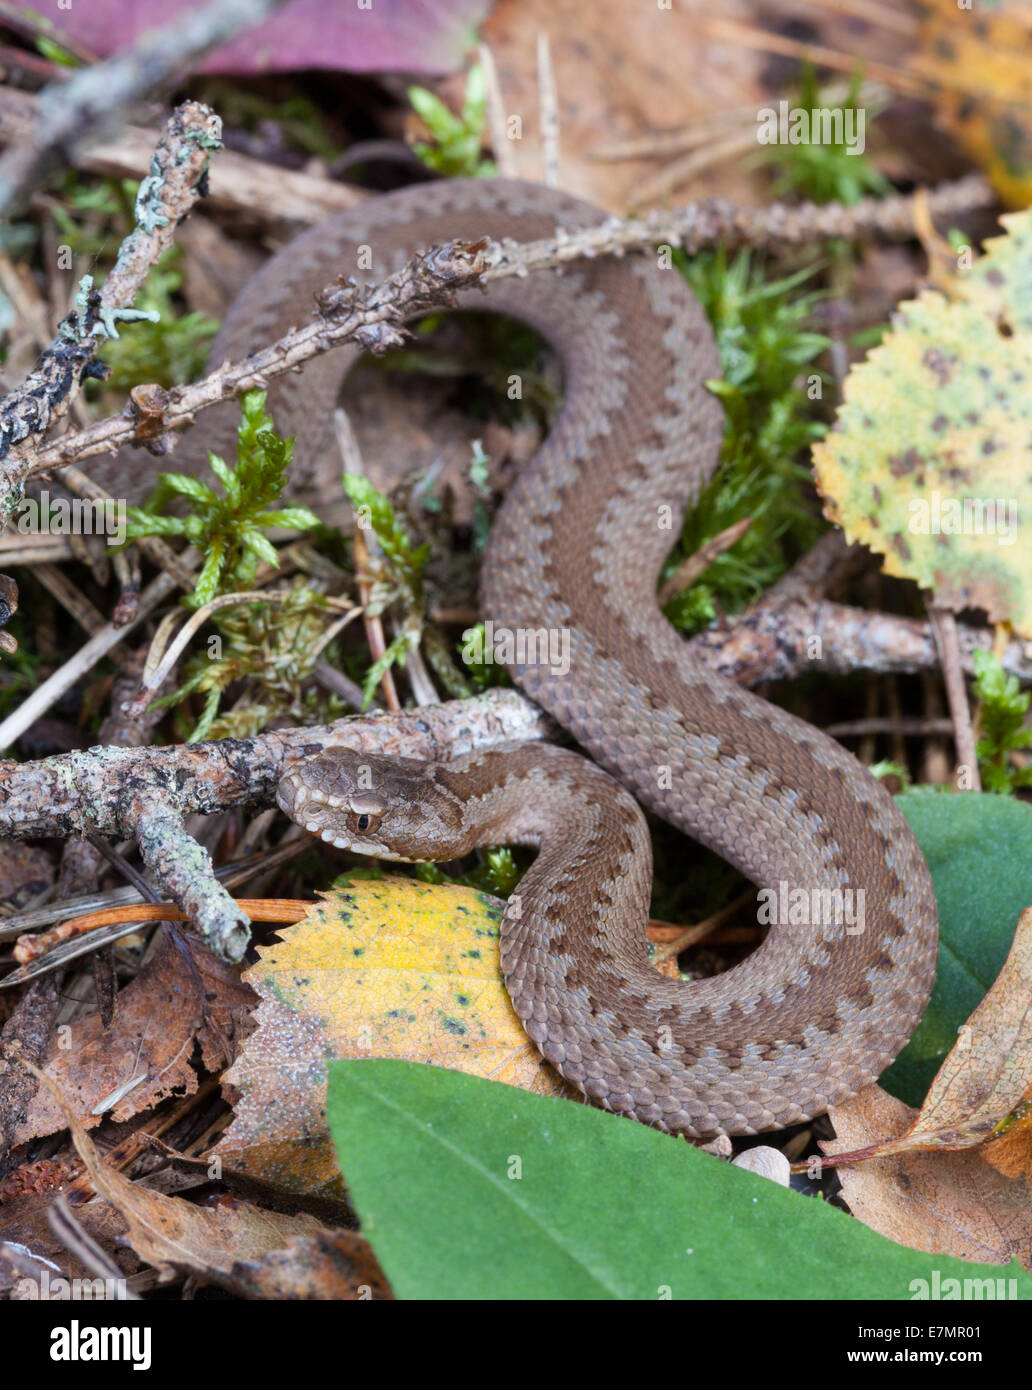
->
915;0;1032;208
215;877;575;1200
813;209;1032;636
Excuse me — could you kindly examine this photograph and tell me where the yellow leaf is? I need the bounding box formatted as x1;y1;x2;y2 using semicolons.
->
215;877;576;1200
813;210;1032;636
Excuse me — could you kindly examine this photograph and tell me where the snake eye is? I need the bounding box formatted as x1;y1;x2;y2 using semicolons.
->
347;810;381;835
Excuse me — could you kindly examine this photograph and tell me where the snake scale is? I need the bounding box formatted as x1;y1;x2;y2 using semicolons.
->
163;178;938;1139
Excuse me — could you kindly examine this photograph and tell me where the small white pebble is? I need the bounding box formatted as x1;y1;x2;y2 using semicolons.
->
731;1145;791;1187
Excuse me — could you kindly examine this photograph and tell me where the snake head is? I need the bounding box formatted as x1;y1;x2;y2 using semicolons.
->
276;750;464;860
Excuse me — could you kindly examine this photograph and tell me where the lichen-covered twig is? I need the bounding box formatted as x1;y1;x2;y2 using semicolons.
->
14;236;495;490
0;102;224;525
0;690;556;961
12;174;994;490
481;173;994;278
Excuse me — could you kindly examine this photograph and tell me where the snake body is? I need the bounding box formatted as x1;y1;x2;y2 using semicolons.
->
178;178;937;1138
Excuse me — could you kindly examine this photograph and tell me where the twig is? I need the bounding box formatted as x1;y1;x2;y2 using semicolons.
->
478;42;516;179
10;899;309;970
10;174;995;494
46;1196;138;1298
650;890;755;964
0;101;223;523
0;571;179;752
699;15;925;96
657;517;751;606
13;235;496;494
590;82;887;163
0;689;555;960
334;409;400;712
927;601;982;791
536;32;560;189
33;562;106;635
790;0;919;37
0;844;301;942
0;0;282;215
630;129;761;207
0;85;365;230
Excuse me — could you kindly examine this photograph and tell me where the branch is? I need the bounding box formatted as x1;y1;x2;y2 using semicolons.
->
10;175;995;492
0;0;281;216
0;85;366;228
0;691;555;961
5;236;495;507
0;101;222;522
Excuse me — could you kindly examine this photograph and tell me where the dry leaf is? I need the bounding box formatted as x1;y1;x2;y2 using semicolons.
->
916;0;1032;207
824;1085;1032;1272
215;877;576;1199
822;905;1032;1167
474;0;764;209
16;935;256;1142
23;1063;386;1300
814;210;1032;637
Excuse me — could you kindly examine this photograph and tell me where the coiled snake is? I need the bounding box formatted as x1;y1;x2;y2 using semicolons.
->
181;179;938;1139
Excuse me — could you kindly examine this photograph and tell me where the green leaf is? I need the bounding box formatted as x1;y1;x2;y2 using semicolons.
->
255;506;322;531
156;472;218;506
883;789;1032;1103
241;528;279;568
408;86;464;144
327;1059;1032;1300
207;452;239;502
192;536;225;607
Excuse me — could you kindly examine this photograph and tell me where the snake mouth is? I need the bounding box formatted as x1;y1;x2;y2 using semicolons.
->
276;775;350;849
276;773;413;859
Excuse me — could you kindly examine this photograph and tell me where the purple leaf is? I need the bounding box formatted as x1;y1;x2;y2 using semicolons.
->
54;0;490;77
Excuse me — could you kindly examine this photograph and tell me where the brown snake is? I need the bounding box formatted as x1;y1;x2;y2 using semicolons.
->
159;178;939;1139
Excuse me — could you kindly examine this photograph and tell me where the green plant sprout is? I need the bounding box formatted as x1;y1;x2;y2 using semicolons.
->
757;65;891;206
668;248;831;633
126;389;320;609
972;648;1032;793
408;65;496;179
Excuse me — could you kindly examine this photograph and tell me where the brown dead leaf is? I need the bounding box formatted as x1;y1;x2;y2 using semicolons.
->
474;0;765;209
22;1062;387;1300
984;1089;1032;1180
820;906;1032;1167
0;1160;135;1297
824;1085;1032;1271
228;1228;392;1300
16;934;256;1143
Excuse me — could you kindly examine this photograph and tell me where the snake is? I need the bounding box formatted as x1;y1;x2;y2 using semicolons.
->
155;177;939;1139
